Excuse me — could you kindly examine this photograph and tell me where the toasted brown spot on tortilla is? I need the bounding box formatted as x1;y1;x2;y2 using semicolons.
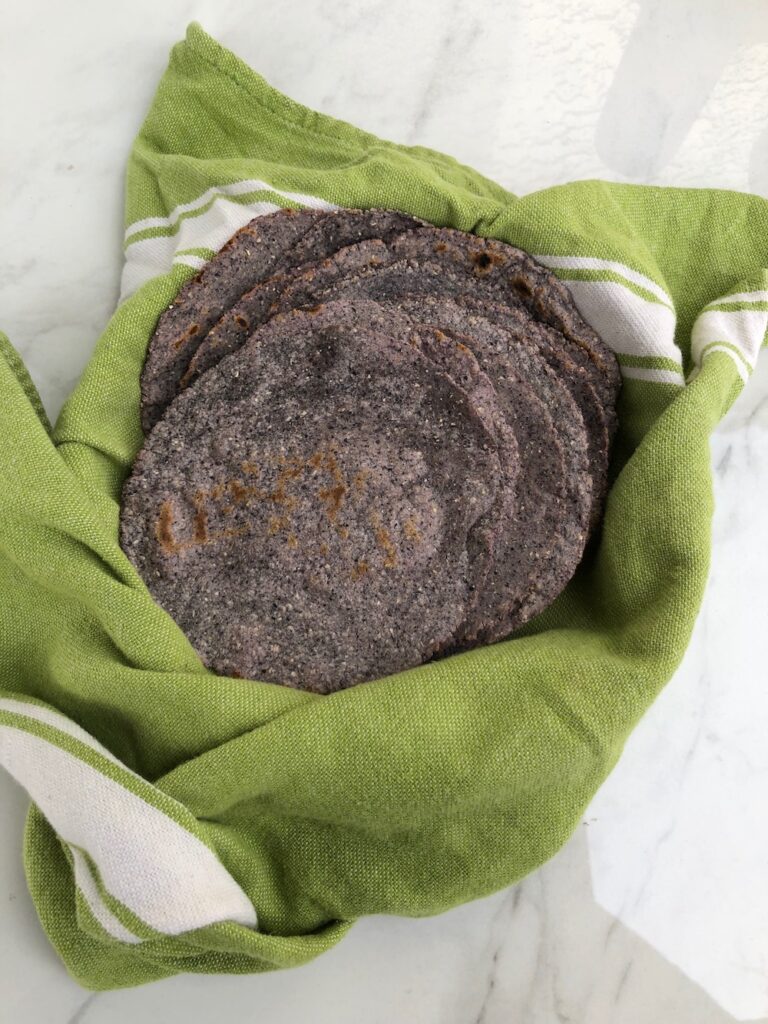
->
510;274;534;297
353;470;370;493
371;511;398;568
350;560;370;580
229;480;251;505
403;518;422;544
268;514;287;535
155;500;179;554
311;449;347;521
319;483;346;520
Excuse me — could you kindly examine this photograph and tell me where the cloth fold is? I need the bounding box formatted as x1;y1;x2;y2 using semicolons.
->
0;22;766;990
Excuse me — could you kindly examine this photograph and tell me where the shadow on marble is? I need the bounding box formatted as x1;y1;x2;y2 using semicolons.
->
0;772;85;1024
749;118;768;198
596;0;768;180
3;782;762;1024
478;826;766;1024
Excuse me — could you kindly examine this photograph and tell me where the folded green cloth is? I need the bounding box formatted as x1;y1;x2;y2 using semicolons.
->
1;23;766;991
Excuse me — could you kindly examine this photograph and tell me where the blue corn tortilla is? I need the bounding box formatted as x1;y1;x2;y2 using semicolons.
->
123;301;508;692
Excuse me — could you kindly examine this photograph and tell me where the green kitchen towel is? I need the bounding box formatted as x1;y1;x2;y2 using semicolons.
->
1;23;766;991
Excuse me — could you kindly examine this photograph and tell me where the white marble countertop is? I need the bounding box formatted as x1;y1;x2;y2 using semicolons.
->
2;2;767;1022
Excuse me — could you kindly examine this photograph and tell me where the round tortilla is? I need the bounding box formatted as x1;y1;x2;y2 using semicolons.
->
123;301;506;692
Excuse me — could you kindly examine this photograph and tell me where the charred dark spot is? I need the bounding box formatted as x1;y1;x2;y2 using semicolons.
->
175;322;200;350
511;275;534;297
235;315;249;329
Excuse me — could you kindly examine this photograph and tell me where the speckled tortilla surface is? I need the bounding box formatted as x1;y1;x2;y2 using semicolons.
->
123;302;505;692
140;208;424;430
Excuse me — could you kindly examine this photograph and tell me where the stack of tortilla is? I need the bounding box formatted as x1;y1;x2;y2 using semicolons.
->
120;208;620;693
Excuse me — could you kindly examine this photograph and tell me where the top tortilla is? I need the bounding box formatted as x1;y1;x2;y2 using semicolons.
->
123;300;508;691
